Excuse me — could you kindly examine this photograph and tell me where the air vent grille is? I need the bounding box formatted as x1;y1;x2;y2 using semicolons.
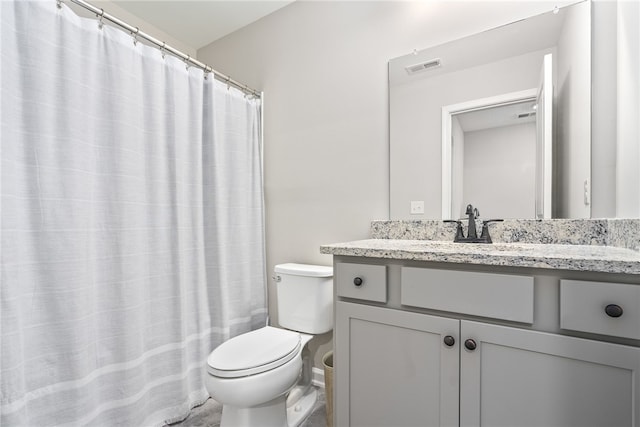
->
405;58;441;75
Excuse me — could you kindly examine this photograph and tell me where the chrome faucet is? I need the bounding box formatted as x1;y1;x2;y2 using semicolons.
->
445;204;502;243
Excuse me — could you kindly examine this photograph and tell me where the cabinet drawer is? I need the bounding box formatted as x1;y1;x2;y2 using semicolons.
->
560;280;640;340
336;263;386;302
401;267;534;323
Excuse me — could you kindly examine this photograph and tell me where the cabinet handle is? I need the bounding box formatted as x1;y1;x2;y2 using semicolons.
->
353;277;363;287
605;304;623;318
443;335;455;347
464;339;477;351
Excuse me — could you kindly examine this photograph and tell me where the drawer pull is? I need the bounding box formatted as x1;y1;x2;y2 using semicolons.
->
464;339;477;351
443;335;455;347
353;277;363;287
604;304;624;318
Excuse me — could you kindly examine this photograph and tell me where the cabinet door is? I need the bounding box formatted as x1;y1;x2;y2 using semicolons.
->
335;301;459;427
461;320;640;427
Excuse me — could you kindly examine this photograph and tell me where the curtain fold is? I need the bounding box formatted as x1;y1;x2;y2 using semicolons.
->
1;1;266;425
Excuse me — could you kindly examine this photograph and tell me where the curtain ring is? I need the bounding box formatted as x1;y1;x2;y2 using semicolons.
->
184;55;191;70
226;76;231;90
56;0;62;9
204;66;212;80
160;42;166;59
132;27;139;46
97;8;105;29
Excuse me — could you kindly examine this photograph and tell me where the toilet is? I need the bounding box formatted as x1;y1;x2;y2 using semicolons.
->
205;263;333;427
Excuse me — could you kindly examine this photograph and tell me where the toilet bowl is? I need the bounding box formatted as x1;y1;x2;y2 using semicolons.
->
204;263;333;427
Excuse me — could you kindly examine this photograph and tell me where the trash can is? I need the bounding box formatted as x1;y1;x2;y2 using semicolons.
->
322;351;334;427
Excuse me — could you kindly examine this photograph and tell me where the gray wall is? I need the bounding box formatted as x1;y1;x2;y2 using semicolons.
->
615;0;640;217
197;0;577;369
463;123;537;219
591;0;640;218
591;1;618;218
556;0;591;218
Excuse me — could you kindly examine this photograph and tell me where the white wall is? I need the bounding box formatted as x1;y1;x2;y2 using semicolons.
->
463;123;537;219
197;0;580;368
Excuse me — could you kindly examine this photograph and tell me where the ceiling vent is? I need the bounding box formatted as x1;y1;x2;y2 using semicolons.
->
517;111;537;119
405;58;441;75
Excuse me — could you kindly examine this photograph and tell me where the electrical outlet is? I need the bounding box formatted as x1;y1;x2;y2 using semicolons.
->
410;200;425;215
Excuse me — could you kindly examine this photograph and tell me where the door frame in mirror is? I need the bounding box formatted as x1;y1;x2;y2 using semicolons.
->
441;88;538;219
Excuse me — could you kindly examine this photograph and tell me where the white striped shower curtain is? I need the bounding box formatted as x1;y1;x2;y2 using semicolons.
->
1;1;267;425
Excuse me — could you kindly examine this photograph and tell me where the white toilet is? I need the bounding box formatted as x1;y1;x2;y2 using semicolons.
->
205;263;333;427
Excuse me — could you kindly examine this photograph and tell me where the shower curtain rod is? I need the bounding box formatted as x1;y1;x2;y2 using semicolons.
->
60;0;261;98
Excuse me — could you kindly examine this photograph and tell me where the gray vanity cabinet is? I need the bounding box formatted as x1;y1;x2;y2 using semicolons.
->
333;260;640;427
335;301;460;427
460;320;639;427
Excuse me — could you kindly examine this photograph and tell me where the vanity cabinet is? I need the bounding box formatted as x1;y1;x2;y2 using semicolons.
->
336;301;460;427
460;320;638;427
333;260;640;427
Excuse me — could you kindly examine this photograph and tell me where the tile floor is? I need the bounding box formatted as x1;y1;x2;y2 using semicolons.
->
169;387;327;427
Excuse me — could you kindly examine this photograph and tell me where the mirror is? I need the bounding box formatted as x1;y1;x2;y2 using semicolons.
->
445;93;539;220
443;53;554;220
390;1;593;220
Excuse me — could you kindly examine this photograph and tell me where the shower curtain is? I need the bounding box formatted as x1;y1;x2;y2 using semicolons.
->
1;1;267;425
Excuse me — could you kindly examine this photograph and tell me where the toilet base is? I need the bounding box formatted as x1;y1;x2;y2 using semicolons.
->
286;386;318;427
218;386;318;427
221;394;288;427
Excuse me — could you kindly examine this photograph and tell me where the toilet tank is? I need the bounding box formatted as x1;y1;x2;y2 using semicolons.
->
274;263;333;334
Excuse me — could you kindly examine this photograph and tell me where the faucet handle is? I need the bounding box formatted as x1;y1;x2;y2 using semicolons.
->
444;220;465;241
480;219;504;243
482;219;504;224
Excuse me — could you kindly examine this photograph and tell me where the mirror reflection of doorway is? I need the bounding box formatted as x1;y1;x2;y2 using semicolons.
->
442;53;553;220
451;100;537;219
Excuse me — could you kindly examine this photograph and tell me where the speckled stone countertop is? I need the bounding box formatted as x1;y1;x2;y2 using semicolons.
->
371;219;640;250
320;219;640;275
320;239;640;275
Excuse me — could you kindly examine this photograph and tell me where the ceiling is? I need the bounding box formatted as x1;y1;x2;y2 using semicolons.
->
389;5;565;87
456;100;538;133
111;1;295;50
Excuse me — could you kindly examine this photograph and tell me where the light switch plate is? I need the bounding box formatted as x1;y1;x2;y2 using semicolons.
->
410;200;424;214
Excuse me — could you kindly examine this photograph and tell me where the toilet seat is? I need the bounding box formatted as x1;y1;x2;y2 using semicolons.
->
207;326;301;378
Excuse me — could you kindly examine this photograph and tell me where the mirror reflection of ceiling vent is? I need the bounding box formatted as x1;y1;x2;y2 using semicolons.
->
405;58;441;74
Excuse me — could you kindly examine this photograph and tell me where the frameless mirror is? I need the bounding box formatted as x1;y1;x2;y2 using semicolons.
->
446;95;539;220
389;1;592;220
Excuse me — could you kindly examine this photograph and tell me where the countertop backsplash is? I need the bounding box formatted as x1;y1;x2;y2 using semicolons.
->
371;219;640;251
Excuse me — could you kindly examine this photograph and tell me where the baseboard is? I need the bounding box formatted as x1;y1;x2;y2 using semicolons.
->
311;367;325;389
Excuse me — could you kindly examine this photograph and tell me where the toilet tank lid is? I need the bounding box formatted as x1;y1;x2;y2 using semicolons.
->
274;263;333;277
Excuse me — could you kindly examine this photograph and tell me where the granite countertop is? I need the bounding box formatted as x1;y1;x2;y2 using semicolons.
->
320;239;640;275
